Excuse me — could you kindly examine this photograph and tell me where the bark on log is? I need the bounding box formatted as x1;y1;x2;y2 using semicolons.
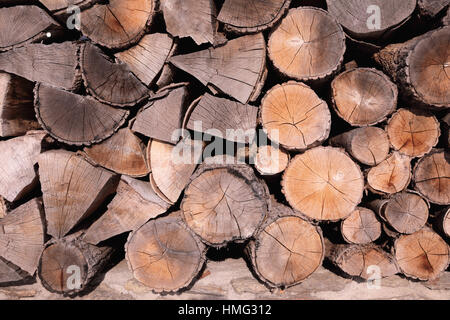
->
341;207;381;244
268;7;346;83
38;150;119;239
34;83;129;146
418;0;450;19
83;176;170;245
181;161;270;247
169;33;266;104
374;27;450;109
80;0;155;49
331;68;398;127
0;197;6;219
254;145;290;176
413;149;449;205
394;228;449;281
386;108;440;158
83;127;150;177
217;0;291;34
125;212;207;293
260;81;331;151
246;201;324;288
0;42;81;91
282;146;364;221
0;131;46;202
438;207;450;238
330;127;390;166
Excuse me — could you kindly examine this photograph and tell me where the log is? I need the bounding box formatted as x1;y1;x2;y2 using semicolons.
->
413;149;449;205
394;228;449;281
0;5;63;51
0;42;81;91
330;127;390;166
326;0;416;40
38;150;119;239
418;0;450;19
38;232;114;295
439;207;450;238
83;127;150;177
38;0;100;19
246;201;324;288
125;212;207;293
0;72;40;137
268;7;346;83
217;0;291;34
367;152;412;195
80;0;155;49
341;207;381;244
331;68;398;126
169;33;266;104
34;83;129;146
260;81;331;151
132;83;189;144
374;26;450;109
115;33;175;87
254;145;290;176
0;257;29;285
282;146;364;221
444;6;450;25
0;198;45;275
0;197;6;219
80;43;149;107
181;160;270;247
0;131;46;202
386;108;440;158
83;176;170;245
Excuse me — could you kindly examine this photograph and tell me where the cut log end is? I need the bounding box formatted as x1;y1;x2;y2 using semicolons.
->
341;207;381;244
254;145;290;176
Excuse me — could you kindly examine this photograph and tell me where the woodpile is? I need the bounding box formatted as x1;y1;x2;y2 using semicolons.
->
0;0;448;296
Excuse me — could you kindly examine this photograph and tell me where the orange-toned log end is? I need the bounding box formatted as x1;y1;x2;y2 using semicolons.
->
260;81;331;151
331;68;398;126
367;152;412;195
254;145;290;176
248;214;324;288
268;7;345;82
282;146;364;221
413;150;449;205
387;108;440;158
181;162;270;247
394;228;449;281
125;213;206;293
341;207;381;244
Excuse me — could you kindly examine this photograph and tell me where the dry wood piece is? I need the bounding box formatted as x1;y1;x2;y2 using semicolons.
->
185;93;258;144
0;197;6;219
341;207;381;244
0;42;81;91
38;150;119;239
126;212;206;293
282;147;364;221
115;33;175;87
394;228;449;281
330;127;390;166
260;82;331;151
0;131;46;202
328;243;398;280
387;108;440;158
439;208;450;238
247;201;324;288
0;6;62;51
81;43;149;107
34;84;129;146
38;233;114;295
254;145;290;176
217;0;291;34
413;150;449;205
0;73;40;137
268;7;346;82
374;27;450;109
39;0;100;18
83;127;150;177
326;0;416;39
0;257;29;285
444;6;450;25
80;0;155;49
170;33;266;104
181;161;270;246
83;176;170;245
367;152;412;195
331;68;398;126
132;84;189;144
418;0;450;19
0;198;44;275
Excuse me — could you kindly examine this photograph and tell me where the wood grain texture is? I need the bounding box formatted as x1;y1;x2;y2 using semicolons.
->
254;145;290;176
341;207;381;244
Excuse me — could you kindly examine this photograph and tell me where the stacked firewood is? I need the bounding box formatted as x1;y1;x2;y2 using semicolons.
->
0;0;449;295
